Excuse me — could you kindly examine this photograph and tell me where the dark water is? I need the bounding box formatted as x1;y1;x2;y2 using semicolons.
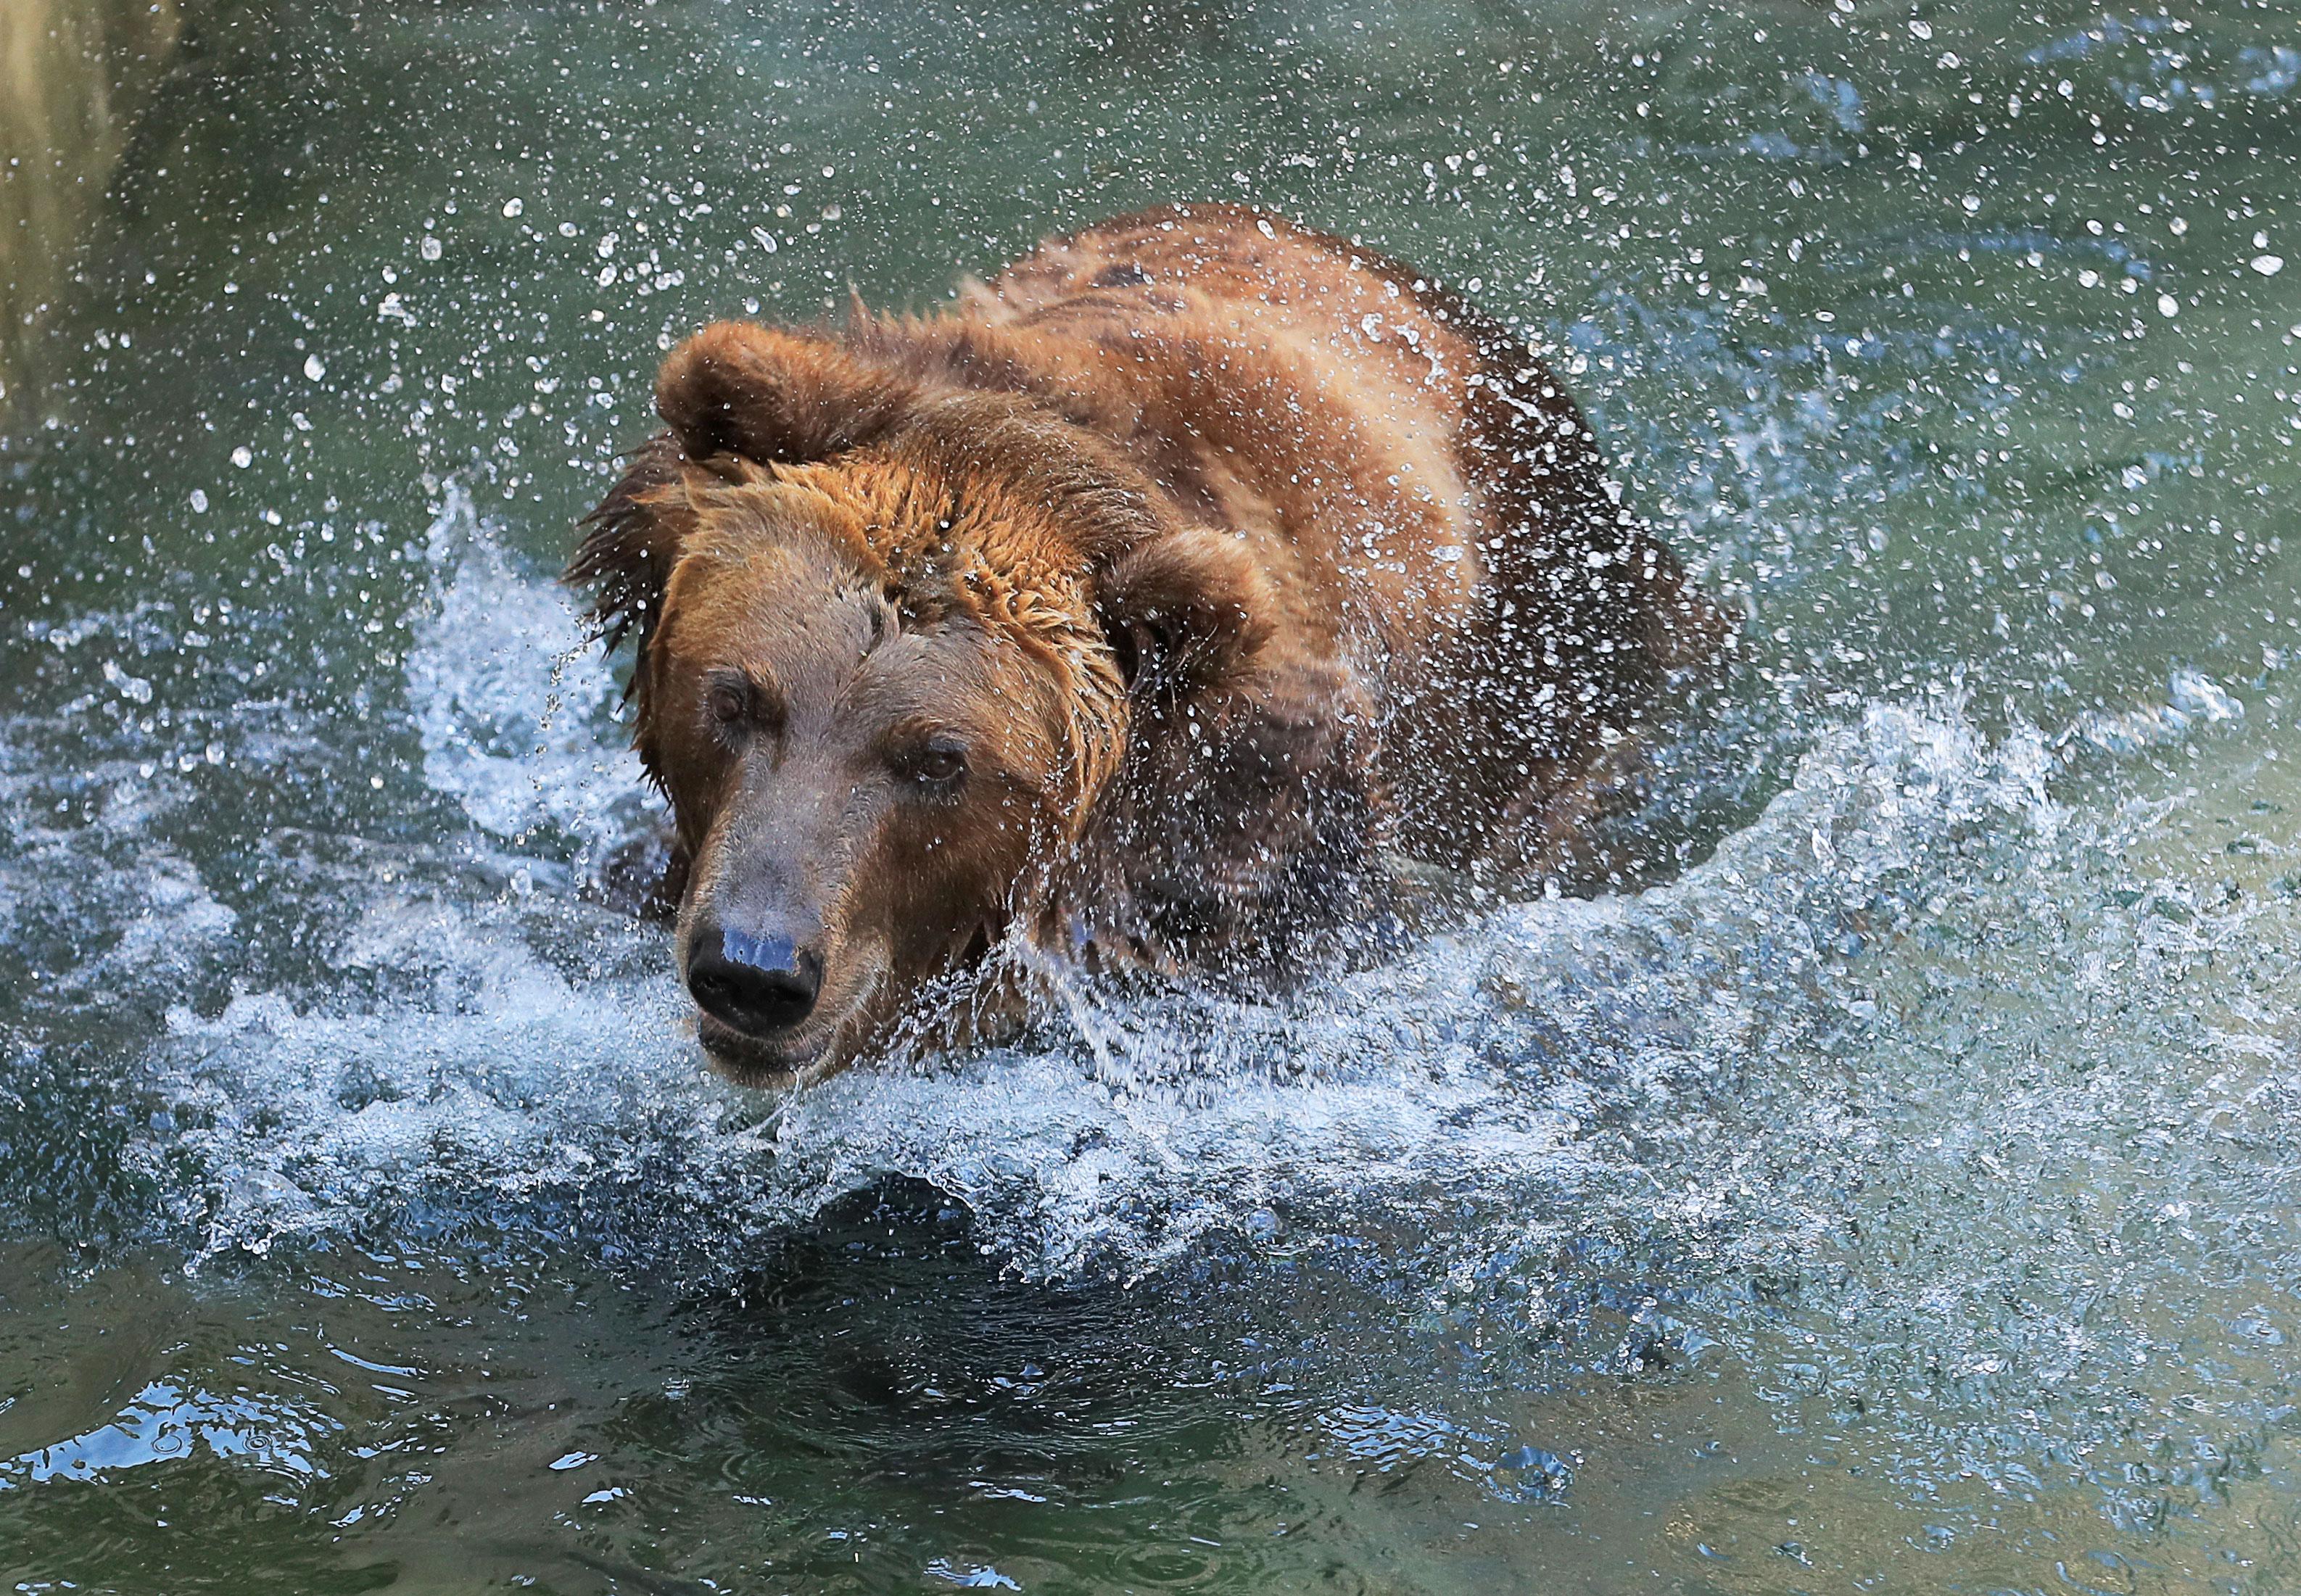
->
4;0;2301;1589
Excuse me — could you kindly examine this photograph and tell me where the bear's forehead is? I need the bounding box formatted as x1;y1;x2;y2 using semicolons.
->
664;535;885;656
658;542;1056;728
657;460;1124;699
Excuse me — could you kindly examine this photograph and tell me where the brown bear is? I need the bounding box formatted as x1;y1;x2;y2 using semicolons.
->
568;203;1731;1086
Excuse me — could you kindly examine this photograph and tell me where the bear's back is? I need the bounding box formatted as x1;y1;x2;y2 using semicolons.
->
957;204;1499;692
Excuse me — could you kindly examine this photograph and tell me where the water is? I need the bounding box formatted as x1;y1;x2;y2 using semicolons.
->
4;0;2300;1587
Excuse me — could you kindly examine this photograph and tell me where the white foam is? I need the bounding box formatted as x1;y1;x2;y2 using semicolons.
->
402;483;646;851
0;745;239;993
760;698;2066;1274
16;491;2263;1297
2064;666;2245;755
144;887;724;1258
141;603;2076;1278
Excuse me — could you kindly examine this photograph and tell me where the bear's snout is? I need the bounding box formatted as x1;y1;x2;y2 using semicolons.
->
686;922;824;1039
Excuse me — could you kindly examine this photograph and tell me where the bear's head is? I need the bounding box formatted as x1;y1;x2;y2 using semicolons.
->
570;322;1269;1085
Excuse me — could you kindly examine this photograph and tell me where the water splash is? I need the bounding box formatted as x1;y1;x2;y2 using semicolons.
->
128;501;2096;1283
0;492;2255;1326
402;482;646;853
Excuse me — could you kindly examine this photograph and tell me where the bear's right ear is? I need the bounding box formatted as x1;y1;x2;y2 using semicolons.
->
1094;526;1277;697
654;322;918;466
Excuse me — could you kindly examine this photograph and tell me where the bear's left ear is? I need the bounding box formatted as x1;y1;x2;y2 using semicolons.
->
655;321;918;466
1094;526;1276;695
566;434;704;658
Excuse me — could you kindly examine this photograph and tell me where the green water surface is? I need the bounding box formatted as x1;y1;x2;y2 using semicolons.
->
4;1;2301;1591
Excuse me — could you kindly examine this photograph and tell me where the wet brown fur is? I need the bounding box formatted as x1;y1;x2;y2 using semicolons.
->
569;204;1732;1082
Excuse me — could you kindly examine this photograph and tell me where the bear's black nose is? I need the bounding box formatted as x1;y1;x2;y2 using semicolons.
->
687;924;822;1037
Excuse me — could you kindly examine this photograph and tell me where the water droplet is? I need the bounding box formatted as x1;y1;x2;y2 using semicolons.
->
2251;255;2285;277
189;489;208;513
501;197;524;218
231;446;253;468
421;236;443;261
304;354;327;381
2157;294;2180;318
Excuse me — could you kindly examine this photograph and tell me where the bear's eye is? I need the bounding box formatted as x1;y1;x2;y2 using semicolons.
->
904;735;969;788
703;671;780;742
708;681;749;726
